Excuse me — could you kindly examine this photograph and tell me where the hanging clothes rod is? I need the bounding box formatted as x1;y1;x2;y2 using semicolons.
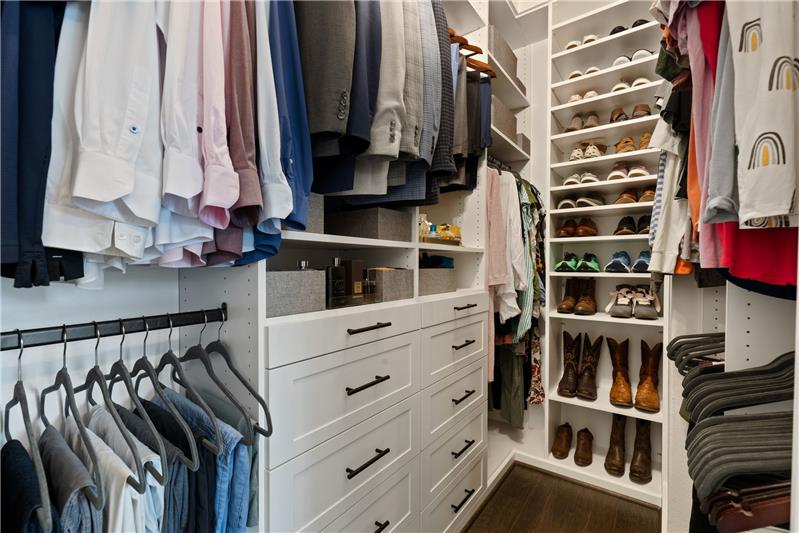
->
0;303;227;351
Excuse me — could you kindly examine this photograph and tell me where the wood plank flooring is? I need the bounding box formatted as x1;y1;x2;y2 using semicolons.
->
463;464;661;533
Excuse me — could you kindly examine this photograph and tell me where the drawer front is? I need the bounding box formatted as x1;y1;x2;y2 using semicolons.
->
421;292;488;328
265;300;420;367
323;458;420;533
268;331;421;468
421;451;487;533
421;313;487;387
269;394;421;532
422;359;486;447
420;401;487;506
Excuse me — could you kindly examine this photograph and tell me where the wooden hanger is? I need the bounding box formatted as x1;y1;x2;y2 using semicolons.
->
466;57;496;78
460;43;483;57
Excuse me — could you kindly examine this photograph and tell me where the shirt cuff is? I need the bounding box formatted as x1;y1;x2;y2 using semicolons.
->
199;163;240;229
73;151;135;202
163;147;203;200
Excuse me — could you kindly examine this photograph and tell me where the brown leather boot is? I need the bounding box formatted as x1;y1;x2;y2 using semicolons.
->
557;279;580;314
630;419;652;483
634;340;662;412
607;337;633;407
604;414;626;477
551;422;573;459
557;331;581;397
574;428;593;466
574;279;597;315
576;333;603;400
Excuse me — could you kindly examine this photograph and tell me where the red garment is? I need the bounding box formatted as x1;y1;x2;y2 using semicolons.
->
696;1;725;80
719;223;798;286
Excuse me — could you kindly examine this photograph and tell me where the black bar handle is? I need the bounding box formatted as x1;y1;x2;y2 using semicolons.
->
451;489;475;513
453;303;477;311
346;375;390;396
451;439;476;459
452;389;476;405
374;520;390;533
346;448;390;480
452;339;476;351
347;322;392;335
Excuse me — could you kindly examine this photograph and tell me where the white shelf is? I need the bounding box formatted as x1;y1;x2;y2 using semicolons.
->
552;201;654;217
551;234;649;244
549;310;664;327
443;0;485;35
551;55;658;105
552;175;658;195
488;124;530;163
282;230;415;250
550;148;661;178
551;81;663;132
416;287;486;304
488;52;529;111
549;271;651;279
418;242;484;253
550;115;659;153
548;387;664;423
487;0;549;49
552;0;644;32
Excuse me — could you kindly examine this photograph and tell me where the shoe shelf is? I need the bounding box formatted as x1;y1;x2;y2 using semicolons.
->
551;22;661;84
551;175;658;195
551;0;653;38
548;385;664;423
488;124;530;163
550;115;659;153
551;201;654;217
442;0;485;35
550;148;661;177
549;271;651;279
550;55;657;106
488;51;529;112
549;310;664;327
550;234;648;244
551;80;663;132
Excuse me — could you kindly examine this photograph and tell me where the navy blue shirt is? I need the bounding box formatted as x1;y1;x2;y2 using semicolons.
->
236;231;282;265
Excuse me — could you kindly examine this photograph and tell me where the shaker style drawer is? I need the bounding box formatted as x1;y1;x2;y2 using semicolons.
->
421;451;487;533
421;359;486;447
268;394;421;532
265;300;420;367
421;313;487;387
420;291;489;328
323;458;421;533
420;401;487;506
267;331;421;468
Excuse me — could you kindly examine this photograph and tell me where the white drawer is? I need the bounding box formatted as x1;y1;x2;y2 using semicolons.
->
421;451;487;533
265;300;420;367
268;394;421;532
421;313;487;387
323;458;420;533
267;331;421;468
421;359;486;447
420;401;487;506
420;291;489;328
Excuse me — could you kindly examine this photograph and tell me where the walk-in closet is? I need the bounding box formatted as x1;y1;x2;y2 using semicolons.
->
1;0;798;532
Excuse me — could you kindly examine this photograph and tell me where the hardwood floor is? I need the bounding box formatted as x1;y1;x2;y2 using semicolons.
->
463;464;661;533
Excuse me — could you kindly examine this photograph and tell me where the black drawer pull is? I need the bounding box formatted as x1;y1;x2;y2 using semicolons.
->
452;339;476;350
346;375;390;396
454;303;477;311
347;322;392;335
451;439;476;459
451;489;475;513
452;389;476;405
346;448;390;480
374;520;390;533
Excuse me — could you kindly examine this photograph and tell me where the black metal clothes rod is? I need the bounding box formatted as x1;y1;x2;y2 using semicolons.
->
1;303;227;351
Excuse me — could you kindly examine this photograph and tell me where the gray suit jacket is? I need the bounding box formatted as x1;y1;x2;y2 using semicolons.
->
294;1;356;156
417;0;441;166
430;0;456;174
398;0;423;160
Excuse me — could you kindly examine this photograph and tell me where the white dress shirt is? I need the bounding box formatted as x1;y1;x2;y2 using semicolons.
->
493;170;527;323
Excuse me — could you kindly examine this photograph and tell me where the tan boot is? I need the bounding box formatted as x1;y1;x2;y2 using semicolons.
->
634;340;662;412
576;333;603;400
607;337;633;407
604;414;626;477
557;278;580;314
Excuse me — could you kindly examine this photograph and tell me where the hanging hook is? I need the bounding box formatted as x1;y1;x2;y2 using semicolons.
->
16;329;24;382
93;321;100;367
198;310;207;346
142;316;149;359
167;313;174;352
61;324;68;369
217;307;225;341
118;319;126;361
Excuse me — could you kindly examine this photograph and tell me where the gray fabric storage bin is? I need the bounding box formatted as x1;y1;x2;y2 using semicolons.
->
325;207;412;242
265;269;326;318
369;269;413;303
491;95;516;141
488;25;519;82
419;268;457;296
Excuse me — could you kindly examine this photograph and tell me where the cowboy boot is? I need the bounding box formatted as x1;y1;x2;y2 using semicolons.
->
557;278;581;314
576;333;603;400
557;331;582;397
551;422;573;459
574;428;594;467
634;340;663;412
604;414;627;476
630;419;652;483
607;337;633;407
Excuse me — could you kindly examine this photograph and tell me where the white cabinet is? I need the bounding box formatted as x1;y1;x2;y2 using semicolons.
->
421;359;487;447
421;313;488;387
420;452;488;533
420;291;489;328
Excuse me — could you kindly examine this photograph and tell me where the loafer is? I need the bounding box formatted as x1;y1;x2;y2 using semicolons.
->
565;40;581;50
613;216;637;235
568;93;583;102
584;113;600;128
575;218;599;237
607;162;628;180
605;251;632;273
637;215;651;234
557;197;577;209
585;66;600;75
639;187;656;202
632;103;652;118
611;80;632;92
563;173;581;186
627;163;649;177
632;49;654;61
568;69;584;79
632;76;651;87
583;90;599;99
609;25;627;35
556;219;578;237
614;189;639;204
580;172;599;183
582;34;597;45
565;114;584;132
631;251;651;273
555;252;579;271
576;253;601;272
632;18;649;27
612;55;631;67
610;106;629;123
576;193;605;207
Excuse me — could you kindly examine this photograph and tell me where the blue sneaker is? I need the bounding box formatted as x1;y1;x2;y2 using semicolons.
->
632;250;651;273
604;251;631;273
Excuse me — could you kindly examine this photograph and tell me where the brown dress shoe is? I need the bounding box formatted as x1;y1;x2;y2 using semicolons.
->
576;334;603;400
575;218;598;236
634;340;662;412
557;219;578;237
551;422;573;459
604;414;627;476
557;278;580;314
607;337;633;407
630;419;652;483
574;428;593;466
574;279;597;315
557;332;582;397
